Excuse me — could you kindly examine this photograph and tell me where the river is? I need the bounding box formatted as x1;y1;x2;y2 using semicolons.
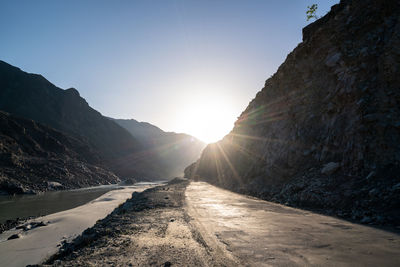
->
0;183;160;267
0;182;162;223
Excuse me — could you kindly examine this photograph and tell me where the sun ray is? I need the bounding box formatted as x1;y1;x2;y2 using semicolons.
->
216;142;243;186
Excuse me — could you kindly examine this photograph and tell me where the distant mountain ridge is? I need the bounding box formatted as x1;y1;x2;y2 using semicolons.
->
110;118;166;145
0;60;206;189
0;61;139;156
0;60;164;179
0;60;204;185
112;118;206;177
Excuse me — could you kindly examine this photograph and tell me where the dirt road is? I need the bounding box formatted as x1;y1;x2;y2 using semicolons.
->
186;182;400;266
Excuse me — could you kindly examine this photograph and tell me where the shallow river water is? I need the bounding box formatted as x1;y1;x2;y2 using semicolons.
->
0;182;162;223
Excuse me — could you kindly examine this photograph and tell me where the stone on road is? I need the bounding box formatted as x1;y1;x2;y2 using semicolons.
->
186;182;400;266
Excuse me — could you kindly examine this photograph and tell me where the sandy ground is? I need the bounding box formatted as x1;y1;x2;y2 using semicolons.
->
0;186;150;267
186;182;400;266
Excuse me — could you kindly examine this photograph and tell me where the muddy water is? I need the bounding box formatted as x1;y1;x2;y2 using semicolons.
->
0;182;162;223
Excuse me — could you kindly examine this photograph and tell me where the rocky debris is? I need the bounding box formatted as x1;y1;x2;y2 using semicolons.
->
392;183;400;191
321;162;340;175
239;167;400;226
0;178;37;195
7;233;21;240
185;0;400;226
0;216;36;234
16;221;49;232
168;177;188;185
119;177;137;185
1;219;50;240
0;111;120;194
47;182;63;190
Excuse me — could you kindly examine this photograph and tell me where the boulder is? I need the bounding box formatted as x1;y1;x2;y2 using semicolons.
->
7;233;21;240
321;162;340;175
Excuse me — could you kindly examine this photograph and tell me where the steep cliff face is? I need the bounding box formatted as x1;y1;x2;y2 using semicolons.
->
0;111;119;194
185;0;400;225
113;118;206;177
0;61;164;179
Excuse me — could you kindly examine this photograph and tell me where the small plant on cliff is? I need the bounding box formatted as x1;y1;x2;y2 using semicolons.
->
306;4;319;21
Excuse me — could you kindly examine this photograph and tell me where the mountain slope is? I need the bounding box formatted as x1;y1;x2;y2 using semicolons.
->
0;111;119;194
185;0;400;225
113;118;206;177
0;61;164;179
112;118;165;144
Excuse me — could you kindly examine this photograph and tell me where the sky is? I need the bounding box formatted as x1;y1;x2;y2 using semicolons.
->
0;0;338;143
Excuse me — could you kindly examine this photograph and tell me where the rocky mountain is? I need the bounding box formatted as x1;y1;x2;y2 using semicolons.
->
0;111;119;194
113;118;206;177
0;60;164;179
185;0;400;226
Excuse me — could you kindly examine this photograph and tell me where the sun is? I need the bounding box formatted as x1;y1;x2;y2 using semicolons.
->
175;96;236;144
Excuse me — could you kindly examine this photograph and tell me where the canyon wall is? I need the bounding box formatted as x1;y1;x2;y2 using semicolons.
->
185;0;400;225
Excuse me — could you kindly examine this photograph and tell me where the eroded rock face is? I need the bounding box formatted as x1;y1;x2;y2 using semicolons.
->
0;111;120;194
185;0;400;225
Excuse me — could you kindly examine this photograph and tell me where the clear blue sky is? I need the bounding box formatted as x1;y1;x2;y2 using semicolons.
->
0;0;338;143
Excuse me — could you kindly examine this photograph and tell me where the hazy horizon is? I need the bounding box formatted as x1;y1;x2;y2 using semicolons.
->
0;0;338;143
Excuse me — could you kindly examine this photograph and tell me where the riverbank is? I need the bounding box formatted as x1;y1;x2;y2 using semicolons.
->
0;185;151;267
0;184;123;225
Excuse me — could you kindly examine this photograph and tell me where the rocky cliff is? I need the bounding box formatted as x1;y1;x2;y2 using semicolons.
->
185;0;400;225
0;111;119;194
113;118;206;177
